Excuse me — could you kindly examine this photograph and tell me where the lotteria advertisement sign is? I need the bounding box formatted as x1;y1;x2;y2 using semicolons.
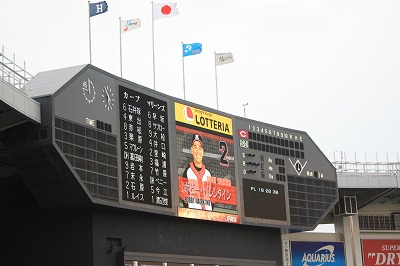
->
362;239;400;266
291;241;346;266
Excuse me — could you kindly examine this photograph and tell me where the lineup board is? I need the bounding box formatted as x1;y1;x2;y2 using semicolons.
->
119;86;171;207
54;68;337;230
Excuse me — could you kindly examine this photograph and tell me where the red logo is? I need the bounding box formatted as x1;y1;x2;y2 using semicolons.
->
184;106;194;123
238;129;248;138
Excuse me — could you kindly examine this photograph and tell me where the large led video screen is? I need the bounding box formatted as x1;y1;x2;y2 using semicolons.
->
175;102;239;224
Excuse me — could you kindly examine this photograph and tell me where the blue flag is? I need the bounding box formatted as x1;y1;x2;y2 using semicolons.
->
183;43;202;57
89;1;108;17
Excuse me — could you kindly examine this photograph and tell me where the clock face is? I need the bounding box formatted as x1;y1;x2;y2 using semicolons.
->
82;78;96;103
102;85;115;110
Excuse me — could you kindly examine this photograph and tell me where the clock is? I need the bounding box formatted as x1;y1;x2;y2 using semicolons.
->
102;85;115;110
82;78;96;103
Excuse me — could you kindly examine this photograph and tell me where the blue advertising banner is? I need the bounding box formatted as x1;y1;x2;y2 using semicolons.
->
291;241;346;266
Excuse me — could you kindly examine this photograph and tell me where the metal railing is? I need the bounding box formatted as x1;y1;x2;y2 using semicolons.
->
358;214;396;231
332;151;400;175
0;43;34;91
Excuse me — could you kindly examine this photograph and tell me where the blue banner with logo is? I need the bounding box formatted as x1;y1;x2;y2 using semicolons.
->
89;1;108;17
182;43;202;57
291;241;346;266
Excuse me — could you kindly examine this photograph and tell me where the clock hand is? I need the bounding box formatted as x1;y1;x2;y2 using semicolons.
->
88;79;93;94
104;87;111;104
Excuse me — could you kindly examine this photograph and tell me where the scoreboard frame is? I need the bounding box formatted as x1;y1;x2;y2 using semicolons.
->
51;65;338;230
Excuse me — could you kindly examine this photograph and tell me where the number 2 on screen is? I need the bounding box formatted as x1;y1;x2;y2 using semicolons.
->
219;140;229;167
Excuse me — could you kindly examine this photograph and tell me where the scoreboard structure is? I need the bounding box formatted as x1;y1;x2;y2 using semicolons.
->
26;64;338;231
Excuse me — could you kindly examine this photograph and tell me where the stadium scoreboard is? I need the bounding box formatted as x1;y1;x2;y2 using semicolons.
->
52;66;338;230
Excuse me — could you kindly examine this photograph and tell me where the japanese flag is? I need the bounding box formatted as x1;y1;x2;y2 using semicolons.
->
153;3;179;20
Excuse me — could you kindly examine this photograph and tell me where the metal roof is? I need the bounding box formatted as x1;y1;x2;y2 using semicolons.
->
26;64;87;98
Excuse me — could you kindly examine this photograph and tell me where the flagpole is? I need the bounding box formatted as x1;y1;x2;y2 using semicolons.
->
88;1;92;64
214;51;219;110
119;17;123;77
151;2;156;90
181;42;186;100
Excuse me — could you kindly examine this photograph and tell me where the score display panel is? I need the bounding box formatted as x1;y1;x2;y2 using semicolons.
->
235;117;338;228
236;118;294;226
116;83;337;229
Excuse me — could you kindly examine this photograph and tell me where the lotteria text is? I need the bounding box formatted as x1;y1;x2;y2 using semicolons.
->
194;113;230;133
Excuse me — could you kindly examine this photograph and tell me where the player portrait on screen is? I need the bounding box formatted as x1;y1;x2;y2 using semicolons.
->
175;102;240;224
181;133;213;211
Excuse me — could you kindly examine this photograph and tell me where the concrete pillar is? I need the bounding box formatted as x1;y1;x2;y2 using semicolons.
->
334;214;363;265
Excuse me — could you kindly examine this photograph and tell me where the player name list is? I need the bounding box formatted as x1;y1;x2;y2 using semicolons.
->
119;86;171;208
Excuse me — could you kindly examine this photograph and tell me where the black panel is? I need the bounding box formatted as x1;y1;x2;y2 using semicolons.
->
119;86;171;208
287;175;338;226
243;178;287;221
55;117;118;201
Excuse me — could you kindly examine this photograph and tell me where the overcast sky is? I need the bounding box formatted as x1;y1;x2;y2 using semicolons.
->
2;0;400;162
